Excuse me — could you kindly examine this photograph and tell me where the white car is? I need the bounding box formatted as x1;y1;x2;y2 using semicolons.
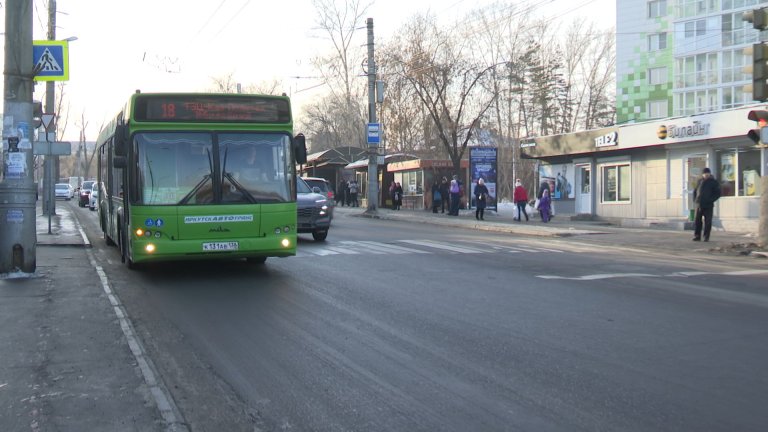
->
88;188;99;211
55;183;73;200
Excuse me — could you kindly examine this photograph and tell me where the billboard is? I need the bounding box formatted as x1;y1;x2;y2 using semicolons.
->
469;147;497;210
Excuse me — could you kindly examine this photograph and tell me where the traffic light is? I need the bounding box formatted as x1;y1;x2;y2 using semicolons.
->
743;7;768;30
747;110;768;145
744;43;768;102
32;100;43;129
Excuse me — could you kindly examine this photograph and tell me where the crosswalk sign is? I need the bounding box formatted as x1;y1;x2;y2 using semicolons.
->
32;40;69;81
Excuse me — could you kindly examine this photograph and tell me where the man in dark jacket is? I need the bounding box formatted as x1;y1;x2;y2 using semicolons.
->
693;167;721;242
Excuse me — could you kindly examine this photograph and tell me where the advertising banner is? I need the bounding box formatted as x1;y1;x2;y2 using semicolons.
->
469;147;497;210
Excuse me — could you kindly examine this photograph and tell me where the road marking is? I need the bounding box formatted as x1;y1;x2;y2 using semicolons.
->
398;239;485;253
297;239;564;257
353;241;431;254
538;269;768;280
72;206;188;432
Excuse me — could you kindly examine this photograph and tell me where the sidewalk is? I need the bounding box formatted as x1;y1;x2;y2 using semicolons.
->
0;203;166;431
334;203;767;257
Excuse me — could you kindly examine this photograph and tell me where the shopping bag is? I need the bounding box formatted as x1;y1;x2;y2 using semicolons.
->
533;198;540;210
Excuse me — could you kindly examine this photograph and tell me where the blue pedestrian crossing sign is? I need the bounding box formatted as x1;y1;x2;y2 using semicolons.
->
32;40;70;81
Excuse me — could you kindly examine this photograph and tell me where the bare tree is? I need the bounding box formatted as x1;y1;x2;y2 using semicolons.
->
75;111;96;180
377;44;427;155
307;0;372;148
388;13;499;174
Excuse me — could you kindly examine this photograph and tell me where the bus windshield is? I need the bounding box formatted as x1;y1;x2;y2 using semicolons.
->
135;132;292;205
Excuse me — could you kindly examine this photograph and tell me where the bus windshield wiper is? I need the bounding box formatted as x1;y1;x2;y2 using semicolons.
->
179;174;212;205
222;171;258;204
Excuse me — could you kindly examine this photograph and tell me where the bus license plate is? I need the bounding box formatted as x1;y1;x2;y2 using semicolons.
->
202;241;239;251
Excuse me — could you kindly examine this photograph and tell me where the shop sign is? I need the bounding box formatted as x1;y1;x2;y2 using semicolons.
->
594;131;618;148
657;121;710;140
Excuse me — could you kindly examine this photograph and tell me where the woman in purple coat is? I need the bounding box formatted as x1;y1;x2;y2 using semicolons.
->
539;188;552;222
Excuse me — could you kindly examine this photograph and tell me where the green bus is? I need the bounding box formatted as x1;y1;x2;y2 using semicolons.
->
96;92;307;269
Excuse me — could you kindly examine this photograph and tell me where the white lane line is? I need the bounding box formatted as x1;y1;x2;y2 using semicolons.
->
86;249;189;432
338;241;413;254
537;269;768;280
303;248;341;256
354;241;431;254
323;246;362;255
399;239;485;253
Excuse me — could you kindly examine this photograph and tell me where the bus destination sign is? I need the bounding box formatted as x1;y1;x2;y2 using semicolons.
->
134;95;291;123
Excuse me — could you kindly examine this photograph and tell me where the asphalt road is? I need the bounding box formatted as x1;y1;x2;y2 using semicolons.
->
70;202;768;431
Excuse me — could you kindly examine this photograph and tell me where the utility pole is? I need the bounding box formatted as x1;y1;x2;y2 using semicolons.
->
43;0;57;216
365;17;379;215
1;0;37;273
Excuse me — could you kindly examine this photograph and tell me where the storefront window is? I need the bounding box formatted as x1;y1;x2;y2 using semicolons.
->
716;148;762;197
601;163;631;203
393;171;424;196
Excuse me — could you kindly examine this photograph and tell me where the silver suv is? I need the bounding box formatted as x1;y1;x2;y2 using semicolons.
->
297;177;332;241
302;177;335;205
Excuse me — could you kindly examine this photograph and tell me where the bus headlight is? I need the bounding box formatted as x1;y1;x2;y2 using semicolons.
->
145;244;156;253
135;228;144;237
281;238;291;248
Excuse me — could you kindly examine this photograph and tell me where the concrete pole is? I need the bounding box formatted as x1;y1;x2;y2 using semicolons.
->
44;0;57;216
759;176;768;247
1;0;37;273
365;18;379;214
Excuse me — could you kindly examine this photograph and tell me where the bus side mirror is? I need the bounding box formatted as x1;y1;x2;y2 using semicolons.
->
294;133;307;164
114;124;128;156
113;156;127;168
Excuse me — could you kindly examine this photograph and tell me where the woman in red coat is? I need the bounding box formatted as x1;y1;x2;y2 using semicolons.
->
513;179;529;221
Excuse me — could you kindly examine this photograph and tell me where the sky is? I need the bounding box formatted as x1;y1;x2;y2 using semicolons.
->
2;0;615;142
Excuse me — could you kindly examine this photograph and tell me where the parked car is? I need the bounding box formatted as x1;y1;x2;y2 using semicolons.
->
88;188;99;211
78;180;96;207
302;177;335;205
55;183;73;200
297;177;333;241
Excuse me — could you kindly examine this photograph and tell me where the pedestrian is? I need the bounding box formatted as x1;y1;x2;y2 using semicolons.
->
537;181;553;220
431;180;441;213
692;167;721;242
348;179;359;207
394;182;403;210
336;180;347;206
513;179;529;222
474;178;489;220
389;181;397;209
537;181;550;199
439;177;450;214
449;178;461;216
538;188;552;222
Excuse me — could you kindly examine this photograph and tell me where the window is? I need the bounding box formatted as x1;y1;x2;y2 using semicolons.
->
716;148;763;197
394;171;424;196
721;48;749;83
723;0;763;11
678;0;717;17
648;33;667;51
647;100;668;118
722;12;760;47
601;163;631;203
721;85;751;109
648;66;667;85
648;0;667;18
